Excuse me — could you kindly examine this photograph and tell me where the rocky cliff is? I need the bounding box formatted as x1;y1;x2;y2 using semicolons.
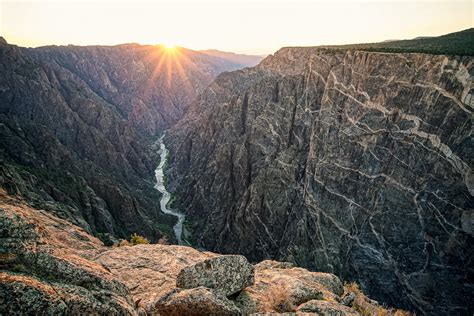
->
167;47;473;314
0;38;250;244
0;190;400;315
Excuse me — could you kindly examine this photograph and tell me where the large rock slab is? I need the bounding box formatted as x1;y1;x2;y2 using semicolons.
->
0;192;397;315
176;255;254;296
91;244;218;312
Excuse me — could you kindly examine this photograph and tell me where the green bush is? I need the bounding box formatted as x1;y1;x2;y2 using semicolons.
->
129;233;150;245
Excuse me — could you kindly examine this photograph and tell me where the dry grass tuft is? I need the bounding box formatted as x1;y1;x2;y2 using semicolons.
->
343;282;413;316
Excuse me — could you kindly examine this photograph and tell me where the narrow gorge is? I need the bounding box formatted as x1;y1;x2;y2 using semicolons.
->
0;37;253;244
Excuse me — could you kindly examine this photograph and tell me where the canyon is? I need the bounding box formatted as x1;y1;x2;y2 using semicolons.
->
0;37;259;245
1;29;473;315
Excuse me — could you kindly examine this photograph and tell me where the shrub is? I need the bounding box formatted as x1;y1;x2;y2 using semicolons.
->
129;233;150;245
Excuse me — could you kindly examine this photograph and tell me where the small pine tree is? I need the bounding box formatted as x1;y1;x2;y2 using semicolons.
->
129;233;150;245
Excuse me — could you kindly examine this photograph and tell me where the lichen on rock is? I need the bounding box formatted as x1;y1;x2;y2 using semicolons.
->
176;255;254;296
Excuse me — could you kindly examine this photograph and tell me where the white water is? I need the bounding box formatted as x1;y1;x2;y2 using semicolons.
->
154;135;185;244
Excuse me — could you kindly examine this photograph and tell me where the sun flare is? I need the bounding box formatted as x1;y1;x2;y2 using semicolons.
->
162;42;176;50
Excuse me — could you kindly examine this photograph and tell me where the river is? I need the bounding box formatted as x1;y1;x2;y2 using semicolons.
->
154;135;185;245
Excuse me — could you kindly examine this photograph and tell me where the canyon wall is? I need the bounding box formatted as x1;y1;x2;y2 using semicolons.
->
167;47;473;314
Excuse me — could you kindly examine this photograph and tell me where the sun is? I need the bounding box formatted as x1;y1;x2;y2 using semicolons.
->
162;42;176;50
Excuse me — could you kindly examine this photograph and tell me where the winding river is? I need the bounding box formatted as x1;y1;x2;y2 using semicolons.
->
154;135;185;245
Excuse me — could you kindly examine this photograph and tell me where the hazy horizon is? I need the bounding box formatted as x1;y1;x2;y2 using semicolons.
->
1;0;472;55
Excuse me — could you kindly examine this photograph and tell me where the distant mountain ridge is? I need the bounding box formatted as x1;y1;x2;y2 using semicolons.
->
200;49;265;68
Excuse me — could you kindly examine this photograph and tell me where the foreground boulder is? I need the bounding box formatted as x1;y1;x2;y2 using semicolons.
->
176;255;254;296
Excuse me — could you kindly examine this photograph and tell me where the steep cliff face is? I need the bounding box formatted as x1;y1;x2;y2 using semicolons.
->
167;48;473;314
0;38;253;244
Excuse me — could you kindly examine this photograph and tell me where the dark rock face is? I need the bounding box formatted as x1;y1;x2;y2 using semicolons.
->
167;48;474;314
0;38;246;243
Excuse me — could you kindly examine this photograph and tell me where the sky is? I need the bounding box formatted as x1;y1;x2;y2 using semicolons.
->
0;0;472;55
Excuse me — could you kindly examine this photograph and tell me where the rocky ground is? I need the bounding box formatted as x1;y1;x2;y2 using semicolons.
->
0;190;405;315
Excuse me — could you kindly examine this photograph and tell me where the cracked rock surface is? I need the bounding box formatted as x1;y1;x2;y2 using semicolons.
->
167;48;473;314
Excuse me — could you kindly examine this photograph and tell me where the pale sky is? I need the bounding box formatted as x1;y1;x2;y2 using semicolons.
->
0;0;472;55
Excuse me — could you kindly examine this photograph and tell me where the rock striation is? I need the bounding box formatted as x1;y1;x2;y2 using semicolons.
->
166;46;473;314
0;190;395;315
